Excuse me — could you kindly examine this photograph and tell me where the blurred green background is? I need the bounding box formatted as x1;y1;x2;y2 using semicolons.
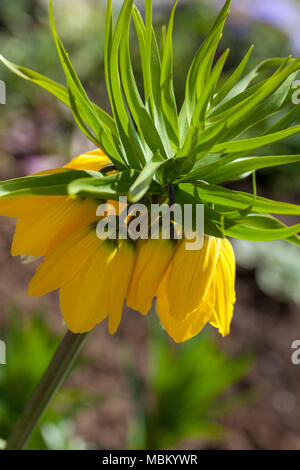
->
0;0;300;450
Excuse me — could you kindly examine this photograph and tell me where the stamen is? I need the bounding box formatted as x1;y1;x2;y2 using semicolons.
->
168;183;175;207
100;164;116;174
168;183;176;240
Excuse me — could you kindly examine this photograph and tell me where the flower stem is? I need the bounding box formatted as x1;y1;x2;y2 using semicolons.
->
5;329;89;450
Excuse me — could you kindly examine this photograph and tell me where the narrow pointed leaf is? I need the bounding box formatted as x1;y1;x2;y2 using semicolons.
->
225;221;300;242
211;124;300;154
0;170;99;198
119;5;168;158
192;154;300;184
213;45;254;107
68;170;162;199
128;153;166;203
179;182;300;216
160;0;180;150
234;213;300;247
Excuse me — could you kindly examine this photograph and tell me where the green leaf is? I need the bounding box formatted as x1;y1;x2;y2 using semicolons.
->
119;3;168;158
233;213;300;247
191;122;227;162
132;6;173;156
264;103;300;134
144;0;154;106
128;153;165;203
181;0;231;127
207;56;296;144
0;170;99;198
213;45;254;107
49;0;124;168
208;79;267;121
210;57;292;116
216;57;300;133
225;220;300;242
179;182;300;216
210;124;300;154
0;54;116;138
179;183;300;241
191;49;230;127
218;71;298;142
160;0;180;150
68;89;102;149
68;170;162;200
189;154;300;184
174;187;224;238
105;0;146;169
0;54;69;104
175;125;201;174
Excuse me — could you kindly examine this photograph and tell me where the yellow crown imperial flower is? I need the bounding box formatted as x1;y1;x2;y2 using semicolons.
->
1;0;300;342
1;150;235;338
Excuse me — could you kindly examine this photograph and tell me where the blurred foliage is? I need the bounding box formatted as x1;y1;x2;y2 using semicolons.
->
127;318;252;450
0;0;109;159
0;0;107;93
0;307;88;449
0;306;252;451
234;239;300;304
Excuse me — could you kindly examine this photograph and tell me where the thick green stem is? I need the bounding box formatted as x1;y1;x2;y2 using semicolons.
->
5;330;89;450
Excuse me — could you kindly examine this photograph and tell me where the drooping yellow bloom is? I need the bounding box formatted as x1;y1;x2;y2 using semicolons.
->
0;149;236;340
155;236;236;343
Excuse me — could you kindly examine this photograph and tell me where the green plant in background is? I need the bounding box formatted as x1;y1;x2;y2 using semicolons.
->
128;318;252;450
0;308;88;449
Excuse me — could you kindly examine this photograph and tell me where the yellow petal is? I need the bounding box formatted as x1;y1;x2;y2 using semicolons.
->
28;225;100;297
64;149;111;171
60;239;114;333
127;239;175;315
0;196;55;218
156;271;213;343
165;236;222;321
209;239;236;336
108;240;135;334
11;197;99;257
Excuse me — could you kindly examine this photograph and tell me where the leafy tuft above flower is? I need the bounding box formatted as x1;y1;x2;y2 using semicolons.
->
1;0;300;243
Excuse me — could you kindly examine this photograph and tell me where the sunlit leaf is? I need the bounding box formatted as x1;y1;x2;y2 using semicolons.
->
128;153;165;203
68;170;162;199
0;170;99;198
